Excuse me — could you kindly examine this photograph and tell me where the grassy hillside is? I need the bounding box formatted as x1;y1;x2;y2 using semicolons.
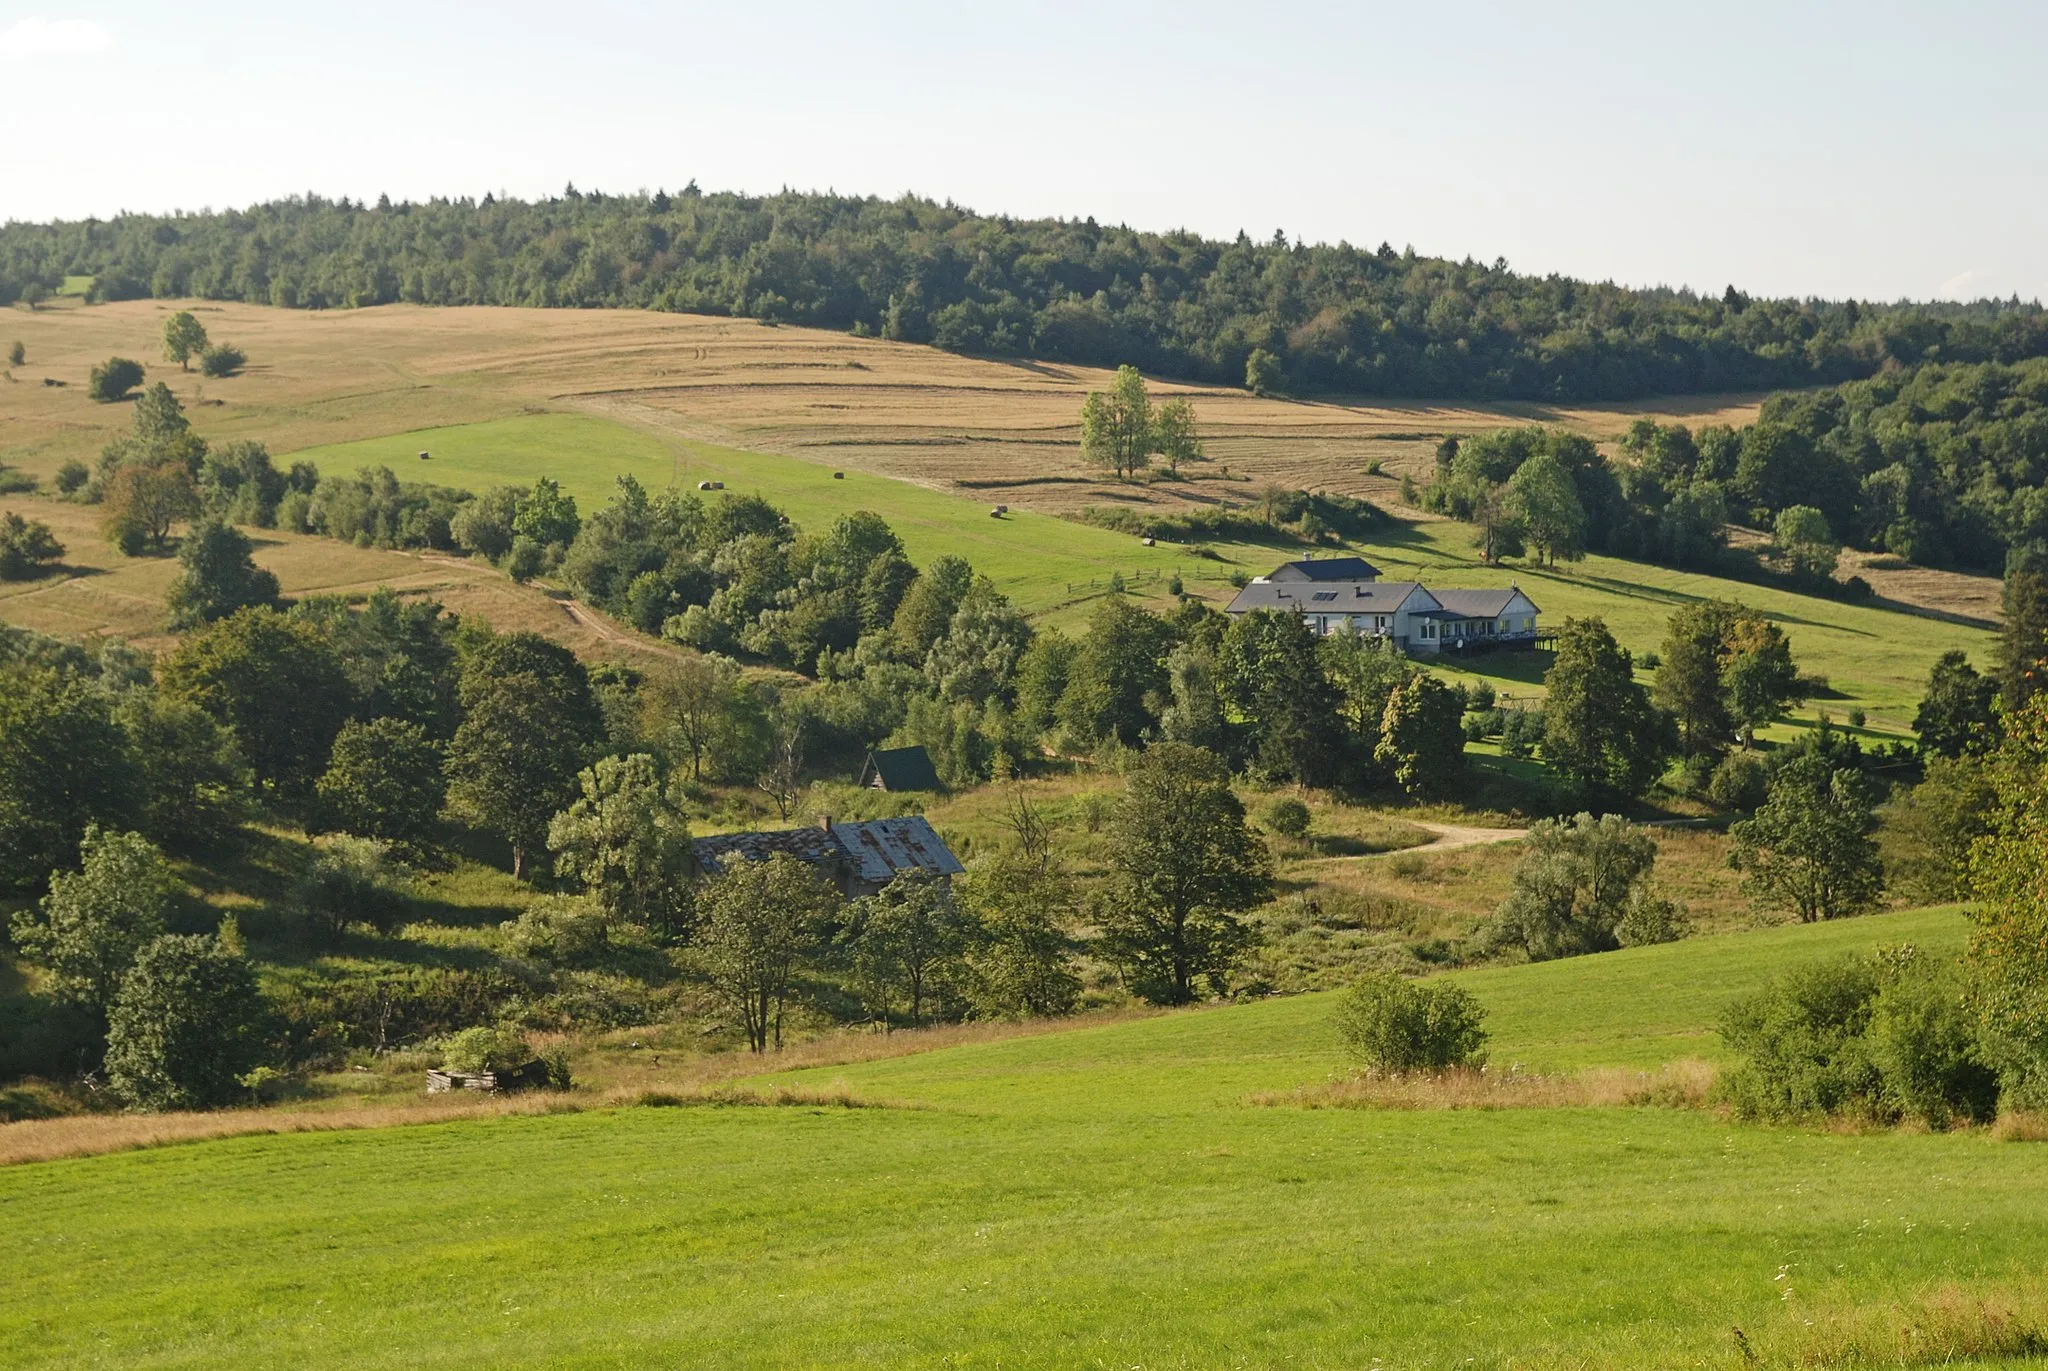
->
288;412;1993;720
9;906;2043;1371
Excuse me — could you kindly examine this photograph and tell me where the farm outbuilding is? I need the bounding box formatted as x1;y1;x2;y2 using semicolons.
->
858;745;943;792
692;815;965;898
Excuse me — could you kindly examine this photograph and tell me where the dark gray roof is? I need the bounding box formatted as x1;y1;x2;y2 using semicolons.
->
1430;588;1537;619
1226;580;1429;615
693;824;845;872
692;816;964;885
1268;556;1381;582
860;745;943;791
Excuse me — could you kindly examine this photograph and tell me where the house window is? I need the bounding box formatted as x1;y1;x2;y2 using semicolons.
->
1317;616;1328;634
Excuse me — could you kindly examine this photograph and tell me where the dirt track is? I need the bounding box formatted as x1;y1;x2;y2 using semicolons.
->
1407;821;1528;852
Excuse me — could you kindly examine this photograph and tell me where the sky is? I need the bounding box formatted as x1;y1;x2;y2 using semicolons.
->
4;0;2044;303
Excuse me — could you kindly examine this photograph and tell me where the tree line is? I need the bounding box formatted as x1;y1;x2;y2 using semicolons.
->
6;187;2046;401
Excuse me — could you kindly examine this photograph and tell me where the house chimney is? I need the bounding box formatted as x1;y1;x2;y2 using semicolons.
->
819;814;835;831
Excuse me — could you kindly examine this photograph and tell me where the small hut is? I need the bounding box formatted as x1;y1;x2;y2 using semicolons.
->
858;745;943;792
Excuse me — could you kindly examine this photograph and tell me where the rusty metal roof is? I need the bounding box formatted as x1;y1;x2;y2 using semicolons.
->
693;824;846;875
829;816;965;884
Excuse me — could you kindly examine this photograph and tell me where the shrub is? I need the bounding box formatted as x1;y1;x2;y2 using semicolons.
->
0;512;65;580
54;460;89;496
440;1025;533;1075
1262;796;1311;839
1708;750;1770;811
1334;971;1488;1072
505;535;546;583
87;357;145;403
104;930;265;1111
1865;952;1999;1128
1719;950;2000;1128
295;834;411;940
1615;888;1688;947
1717;956;1884;1121
503;895;610;966
198;343;247;378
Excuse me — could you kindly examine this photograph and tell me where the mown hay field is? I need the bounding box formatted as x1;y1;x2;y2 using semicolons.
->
9;905;2046;1371
0;298;1768;508
0;495;668;663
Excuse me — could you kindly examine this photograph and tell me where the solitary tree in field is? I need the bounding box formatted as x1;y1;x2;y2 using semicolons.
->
1153;397;1204;473
162;312;209;371
1097;743;1271;1004
1080;365;1155;479
6;341;23;367
87;356;145;403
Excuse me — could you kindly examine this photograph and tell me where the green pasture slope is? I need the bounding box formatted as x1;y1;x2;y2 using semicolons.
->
7;905;2042;1370
289;414;1990;718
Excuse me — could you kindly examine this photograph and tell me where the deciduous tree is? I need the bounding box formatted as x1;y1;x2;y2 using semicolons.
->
546;753;693;939
445;632;603;878
1080;365;1155;479
1540;617;1672;804
1373;675;1466;796
316;717;445;851
1729;749;1884;923
165;517;281;627
1097;743;1271;1003
161;608;353;802
9;827;175;1022
1914;650;1999;758
162;311;208;371
104;929;265;1111
693;853;838;1051
0;665;135;891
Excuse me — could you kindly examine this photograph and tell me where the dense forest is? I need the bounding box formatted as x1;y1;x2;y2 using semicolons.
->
5;187;2047;401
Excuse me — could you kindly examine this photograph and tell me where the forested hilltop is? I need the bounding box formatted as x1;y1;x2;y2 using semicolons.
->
5;187;2046;401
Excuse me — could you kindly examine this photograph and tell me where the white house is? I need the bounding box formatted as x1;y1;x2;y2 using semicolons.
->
1224;558;1541;656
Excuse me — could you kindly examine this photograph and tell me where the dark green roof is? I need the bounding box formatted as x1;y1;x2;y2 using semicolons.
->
860;746;943;791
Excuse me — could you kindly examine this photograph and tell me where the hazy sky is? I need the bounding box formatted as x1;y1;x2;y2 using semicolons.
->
5;0;2044;302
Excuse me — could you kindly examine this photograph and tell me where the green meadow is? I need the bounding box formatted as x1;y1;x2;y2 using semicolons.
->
289;414;1991;721
8;904;2044;1371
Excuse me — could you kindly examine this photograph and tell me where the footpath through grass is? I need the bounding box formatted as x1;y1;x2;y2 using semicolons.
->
290;414;1991;716
7;905;2044;1371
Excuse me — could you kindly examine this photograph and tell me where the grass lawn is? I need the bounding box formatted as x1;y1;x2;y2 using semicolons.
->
8;904;2044;1371
288;413;1992;722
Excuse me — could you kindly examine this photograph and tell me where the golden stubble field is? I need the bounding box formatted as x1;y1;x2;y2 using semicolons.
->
1;297;1769;514
0;497;673;663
